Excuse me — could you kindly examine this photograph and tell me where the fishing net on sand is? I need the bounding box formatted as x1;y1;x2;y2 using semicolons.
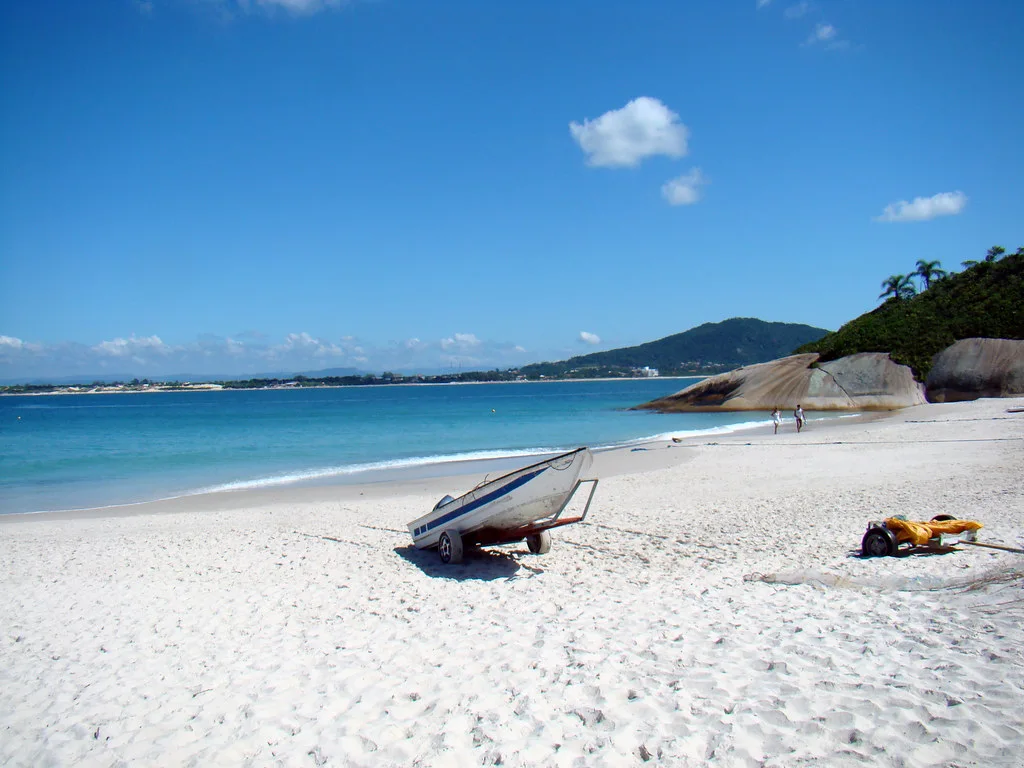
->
745;567;1022;593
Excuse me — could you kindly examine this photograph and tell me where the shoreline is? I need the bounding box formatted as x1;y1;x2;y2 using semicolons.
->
0;437;703;524
1;409;874;521
2;397;1022;766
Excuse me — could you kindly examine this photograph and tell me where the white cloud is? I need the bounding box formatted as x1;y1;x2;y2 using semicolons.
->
784;2;810;19
570;97;689;168
874;191;968;223
281;332;319;350
806;23;837;44
757;0;772;8
272;332;344;358
661;168;707;206
579;332;601;345
440;333;482;351
0;335;43;357
225;338;247;357
93;335;171;357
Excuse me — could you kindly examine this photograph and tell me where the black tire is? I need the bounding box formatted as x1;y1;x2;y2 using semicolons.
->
438;529;464;564
931;514;956;522
862;526;897;558
526;530;552;555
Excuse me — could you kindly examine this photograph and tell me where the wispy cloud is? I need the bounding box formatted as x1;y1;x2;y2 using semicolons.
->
579;332;601;345
801;22;855;50
760;1;854;50
252;0;345;13
0;330;546;380
756;0;772;8
875;191;968;223
806;22;836;44
204;0;349;18
784;1;810;19
661;168;707;206
570;97;689;168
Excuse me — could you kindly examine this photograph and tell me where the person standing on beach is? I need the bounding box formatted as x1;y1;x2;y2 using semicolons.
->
771;407;781;435
794;405;805;433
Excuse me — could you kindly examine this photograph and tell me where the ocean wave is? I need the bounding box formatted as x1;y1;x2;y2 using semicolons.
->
615;418;774;447
193;447;565;494
195;418;780;495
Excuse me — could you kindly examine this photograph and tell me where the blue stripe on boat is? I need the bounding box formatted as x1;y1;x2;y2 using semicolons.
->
424;467;548;534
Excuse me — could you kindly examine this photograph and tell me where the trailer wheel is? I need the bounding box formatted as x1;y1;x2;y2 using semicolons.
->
862;526;897;558
438;530;463;564
931;514;956;522
526;530;552;555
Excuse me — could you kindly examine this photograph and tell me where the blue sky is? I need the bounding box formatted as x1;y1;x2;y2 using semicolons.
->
1;0;1022;380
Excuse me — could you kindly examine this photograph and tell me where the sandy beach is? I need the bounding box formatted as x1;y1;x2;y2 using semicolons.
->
2;398;1022;767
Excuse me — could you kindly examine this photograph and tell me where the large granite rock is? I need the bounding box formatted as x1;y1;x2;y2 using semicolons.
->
925;338;1024;402
635;352;926;412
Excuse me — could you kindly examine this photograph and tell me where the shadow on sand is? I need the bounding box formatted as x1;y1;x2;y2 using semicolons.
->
394;543;534;581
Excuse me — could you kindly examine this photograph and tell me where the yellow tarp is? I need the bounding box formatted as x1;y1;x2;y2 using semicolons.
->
884;518;983;546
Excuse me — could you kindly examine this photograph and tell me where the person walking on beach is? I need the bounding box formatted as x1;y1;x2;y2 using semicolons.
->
794;404;806;433
771;407;781;435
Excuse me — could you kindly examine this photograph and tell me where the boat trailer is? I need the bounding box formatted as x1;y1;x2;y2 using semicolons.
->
861;515;982;558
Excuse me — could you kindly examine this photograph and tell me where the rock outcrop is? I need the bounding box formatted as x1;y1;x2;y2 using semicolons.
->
635;352;926;412
925;338;1024;402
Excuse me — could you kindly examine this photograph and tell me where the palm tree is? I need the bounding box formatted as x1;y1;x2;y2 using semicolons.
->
914;259;946;290
985;246;1006;262
879;274;916;301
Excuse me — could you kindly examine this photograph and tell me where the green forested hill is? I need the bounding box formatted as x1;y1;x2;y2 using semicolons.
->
519;318;829;378
796;250;1024;379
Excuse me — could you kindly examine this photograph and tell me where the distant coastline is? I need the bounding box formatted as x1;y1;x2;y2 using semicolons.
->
1;374;704;397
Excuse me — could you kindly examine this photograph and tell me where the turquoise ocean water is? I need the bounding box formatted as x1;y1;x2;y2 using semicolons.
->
1;379;799;516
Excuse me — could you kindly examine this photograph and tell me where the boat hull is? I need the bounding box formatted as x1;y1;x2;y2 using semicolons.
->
407;448;594;549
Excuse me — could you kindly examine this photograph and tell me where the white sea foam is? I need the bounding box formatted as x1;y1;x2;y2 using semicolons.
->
197;419;781;495
621;418;773;447
193;447;564;495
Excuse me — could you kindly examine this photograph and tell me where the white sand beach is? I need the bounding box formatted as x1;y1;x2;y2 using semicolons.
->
2;398;1022;767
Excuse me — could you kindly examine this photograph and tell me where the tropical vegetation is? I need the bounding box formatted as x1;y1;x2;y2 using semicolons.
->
799;247;1024;379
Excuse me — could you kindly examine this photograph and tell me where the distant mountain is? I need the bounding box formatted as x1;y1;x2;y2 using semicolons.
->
519;318;831;378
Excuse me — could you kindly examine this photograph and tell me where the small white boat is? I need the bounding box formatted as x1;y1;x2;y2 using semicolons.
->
407;447;599;563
